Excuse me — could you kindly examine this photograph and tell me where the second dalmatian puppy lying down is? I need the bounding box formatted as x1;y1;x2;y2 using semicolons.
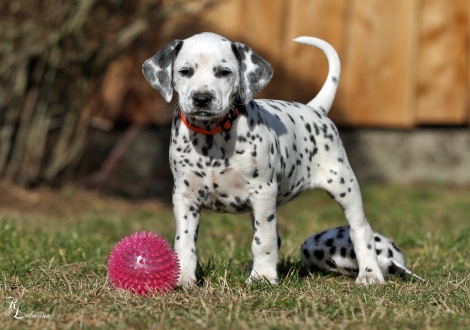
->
302;226;424;281
143;32;390;286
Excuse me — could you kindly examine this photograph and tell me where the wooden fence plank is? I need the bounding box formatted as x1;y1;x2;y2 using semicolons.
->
237;0;286;55
416;0;468;125
341;0;418;127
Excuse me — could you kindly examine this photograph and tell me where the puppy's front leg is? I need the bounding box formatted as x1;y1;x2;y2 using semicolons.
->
247;193;279;285
173;192;200;286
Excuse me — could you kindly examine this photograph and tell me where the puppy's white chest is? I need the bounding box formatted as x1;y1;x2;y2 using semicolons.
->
170;124;259;214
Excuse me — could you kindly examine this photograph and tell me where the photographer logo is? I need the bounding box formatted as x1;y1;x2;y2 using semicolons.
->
4;297;51;320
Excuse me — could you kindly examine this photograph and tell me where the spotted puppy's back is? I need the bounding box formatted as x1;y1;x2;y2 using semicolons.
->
301;226;424;281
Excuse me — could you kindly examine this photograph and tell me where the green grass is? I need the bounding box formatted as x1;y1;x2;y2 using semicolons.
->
1;184;469;329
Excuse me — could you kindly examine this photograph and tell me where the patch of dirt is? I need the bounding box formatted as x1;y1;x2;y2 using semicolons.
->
0;180;168;219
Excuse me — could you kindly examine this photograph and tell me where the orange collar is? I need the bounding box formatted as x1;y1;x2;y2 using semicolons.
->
178;108;241;135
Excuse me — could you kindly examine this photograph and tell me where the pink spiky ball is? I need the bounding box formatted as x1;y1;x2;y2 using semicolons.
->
107;231;180;296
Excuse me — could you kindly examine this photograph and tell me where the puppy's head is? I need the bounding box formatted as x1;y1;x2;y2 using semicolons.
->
142;32;273;121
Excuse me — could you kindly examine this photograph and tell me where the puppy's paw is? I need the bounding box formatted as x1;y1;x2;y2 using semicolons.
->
177;274;197;287
246;270;278;285
356;268;385;285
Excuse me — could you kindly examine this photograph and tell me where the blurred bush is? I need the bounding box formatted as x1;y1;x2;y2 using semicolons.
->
0;0;212;187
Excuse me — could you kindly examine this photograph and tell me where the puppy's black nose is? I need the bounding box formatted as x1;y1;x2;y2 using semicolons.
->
193;93;212;107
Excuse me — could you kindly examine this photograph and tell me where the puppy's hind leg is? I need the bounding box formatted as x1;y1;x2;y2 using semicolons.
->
315;160;385;285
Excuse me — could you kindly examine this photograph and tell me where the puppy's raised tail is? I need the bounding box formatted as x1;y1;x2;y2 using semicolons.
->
294;37;341;115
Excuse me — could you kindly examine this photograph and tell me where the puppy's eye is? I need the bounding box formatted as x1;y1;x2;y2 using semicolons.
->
179;68;193;77
217;69;232;78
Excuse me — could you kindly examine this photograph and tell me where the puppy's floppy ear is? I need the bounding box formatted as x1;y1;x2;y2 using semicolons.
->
142;39;183;103
231;42;273;105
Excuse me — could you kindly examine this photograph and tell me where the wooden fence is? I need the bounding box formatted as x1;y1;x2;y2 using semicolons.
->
191;0;469;127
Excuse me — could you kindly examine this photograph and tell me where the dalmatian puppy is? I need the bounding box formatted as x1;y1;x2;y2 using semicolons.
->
301;226;424;281
142;32;384;286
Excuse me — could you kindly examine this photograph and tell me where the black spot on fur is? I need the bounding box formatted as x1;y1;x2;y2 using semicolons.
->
214;200;225;208
391;241;401;252
314;231;326;241
350;249;356;259
288;165;295;178
314;250;324;260
326;259;337;269
344;267;359;273
313;123;320;135
287;114;295;124
194;171;205;178
302;248;310;259
325;238;335;247
198;189;208;200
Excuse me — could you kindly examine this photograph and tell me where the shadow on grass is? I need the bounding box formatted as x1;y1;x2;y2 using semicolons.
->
192;254;316;287
278;255;311;280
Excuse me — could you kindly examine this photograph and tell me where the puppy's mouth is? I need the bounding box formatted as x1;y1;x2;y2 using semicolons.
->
184;109;226;122
194;110;217;120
